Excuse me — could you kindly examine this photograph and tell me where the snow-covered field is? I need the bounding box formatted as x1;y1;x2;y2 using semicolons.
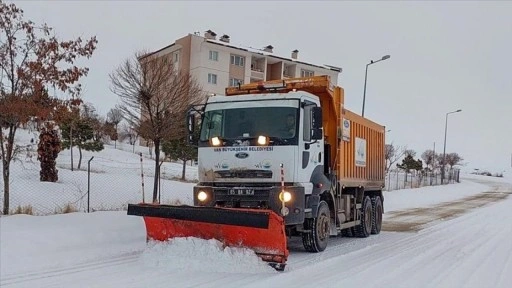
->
1;129;198;215
1;174;511;287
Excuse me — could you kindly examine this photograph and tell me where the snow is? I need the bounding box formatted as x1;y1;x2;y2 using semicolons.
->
2;128;512;287
140;238;275;274
382;179;491;212
0;211;146;276
2;129;198;215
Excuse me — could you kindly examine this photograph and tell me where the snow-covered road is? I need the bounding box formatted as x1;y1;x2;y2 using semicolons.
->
1;176;511;288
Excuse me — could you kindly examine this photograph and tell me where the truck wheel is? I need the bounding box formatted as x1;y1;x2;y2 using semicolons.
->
354;196;372;238
371;196;383;234
302;200;330;252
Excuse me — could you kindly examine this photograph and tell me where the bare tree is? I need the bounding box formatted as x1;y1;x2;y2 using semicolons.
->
404;149;416;158
385;143;407;172
119;122;139;152
421;149;436;170
107;107;123;148
109;51;204;202
445;152;463;169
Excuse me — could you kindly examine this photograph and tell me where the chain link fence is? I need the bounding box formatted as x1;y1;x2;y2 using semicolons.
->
385;169;460;191
1;142;198;216
2;132;462;215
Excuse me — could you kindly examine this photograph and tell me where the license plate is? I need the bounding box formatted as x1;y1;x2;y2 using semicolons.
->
228;188;255;195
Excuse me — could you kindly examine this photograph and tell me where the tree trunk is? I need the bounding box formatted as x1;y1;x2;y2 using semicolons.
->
1;125;16;215
78;146;83;170
152;139;160;203
70;126;74;171
2;160;9;215
182;159;187;180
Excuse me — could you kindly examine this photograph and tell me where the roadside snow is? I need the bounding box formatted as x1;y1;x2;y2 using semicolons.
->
0;211;146;276
383;179;491;213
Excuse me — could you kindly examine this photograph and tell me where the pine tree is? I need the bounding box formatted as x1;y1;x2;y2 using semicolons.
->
162;125;199;180
60;118;104;170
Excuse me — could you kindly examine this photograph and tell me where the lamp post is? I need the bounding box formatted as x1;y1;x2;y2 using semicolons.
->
441;109;462;184
362;54;391;117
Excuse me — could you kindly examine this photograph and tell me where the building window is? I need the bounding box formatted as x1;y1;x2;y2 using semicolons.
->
209;50;218;61
208;73;217;84
229;78;244;87
230;55;245;66
301;69;314;77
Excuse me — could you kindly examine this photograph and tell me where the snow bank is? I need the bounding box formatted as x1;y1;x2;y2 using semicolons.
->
0;211;146;276
140;238;276;274
461;172;512;185
383;179;491;213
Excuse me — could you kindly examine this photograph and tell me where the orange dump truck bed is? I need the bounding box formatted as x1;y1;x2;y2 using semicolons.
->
337;108;386;190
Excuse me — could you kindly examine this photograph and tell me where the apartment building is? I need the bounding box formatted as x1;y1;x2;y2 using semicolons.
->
144;30;342;96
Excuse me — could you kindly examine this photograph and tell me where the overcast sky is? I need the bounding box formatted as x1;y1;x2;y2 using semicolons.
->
11;1;512;174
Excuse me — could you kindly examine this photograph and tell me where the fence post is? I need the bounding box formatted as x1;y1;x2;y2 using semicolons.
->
396;170;399;190
140;152;145;203
87;156;94;213
387;172;391;191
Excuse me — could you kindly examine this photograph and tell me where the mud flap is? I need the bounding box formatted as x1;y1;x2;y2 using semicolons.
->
127;204;289;269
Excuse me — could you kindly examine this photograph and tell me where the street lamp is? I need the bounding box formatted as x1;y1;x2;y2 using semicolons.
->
441;109;462;184
362;54;391;117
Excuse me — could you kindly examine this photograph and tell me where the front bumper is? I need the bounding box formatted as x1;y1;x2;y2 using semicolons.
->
193;184;305;225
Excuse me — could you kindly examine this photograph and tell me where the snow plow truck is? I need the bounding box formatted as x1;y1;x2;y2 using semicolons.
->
127;75;386;271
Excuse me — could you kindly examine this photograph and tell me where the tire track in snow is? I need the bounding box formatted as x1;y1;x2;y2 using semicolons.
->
0;251;140;286
382;191;510;233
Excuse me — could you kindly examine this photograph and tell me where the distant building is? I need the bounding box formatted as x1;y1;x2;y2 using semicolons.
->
142;29;342;96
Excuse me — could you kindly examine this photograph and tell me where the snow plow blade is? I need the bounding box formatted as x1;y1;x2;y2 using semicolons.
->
127;203;288;270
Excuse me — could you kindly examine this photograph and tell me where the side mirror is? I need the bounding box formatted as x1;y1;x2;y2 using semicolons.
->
187;112;196;145
311;107;322;129
187;112;195;134
311;107;323;140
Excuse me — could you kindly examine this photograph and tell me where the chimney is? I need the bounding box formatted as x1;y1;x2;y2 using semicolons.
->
220;34;230;43
263;45;273;53
204;30;217;40
291;49;299;59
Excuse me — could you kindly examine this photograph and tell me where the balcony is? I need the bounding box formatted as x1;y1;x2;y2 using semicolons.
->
251;57;266;80
283;63;296;79
251;69;264;80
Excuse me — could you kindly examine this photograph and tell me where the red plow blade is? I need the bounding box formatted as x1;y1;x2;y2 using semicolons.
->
127;204;289;270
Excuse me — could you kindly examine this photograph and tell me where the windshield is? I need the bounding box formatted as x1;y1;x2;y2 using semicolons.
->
200;105;299;145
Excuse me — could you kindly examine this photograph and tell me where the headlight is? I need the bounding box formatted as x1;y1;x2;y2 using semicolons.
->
279;191;292;202
257;135;268;145
211;137;221;146
197;191;208;201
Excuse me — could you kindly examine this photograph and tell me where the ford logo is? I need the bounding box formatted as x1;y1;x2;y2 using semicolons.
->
235;152;249;159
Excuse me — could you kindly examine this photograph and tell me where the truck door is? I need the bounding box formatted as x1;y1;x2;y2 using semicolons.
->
299;101;324;182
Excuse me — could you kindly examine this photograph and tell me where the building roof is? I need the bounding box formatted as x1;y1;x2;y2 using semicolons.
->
141;33;342;73
205;38;342;73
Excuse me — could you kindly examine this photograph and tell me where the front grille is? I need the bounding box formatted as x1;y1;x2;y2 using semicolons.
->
215;169;273;179
211;182;281;188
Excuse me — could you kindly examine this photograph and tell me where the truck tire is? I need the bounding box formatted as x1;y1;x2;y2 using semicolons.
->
354;196;372;238
371;196;383;234
302;200;330;252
